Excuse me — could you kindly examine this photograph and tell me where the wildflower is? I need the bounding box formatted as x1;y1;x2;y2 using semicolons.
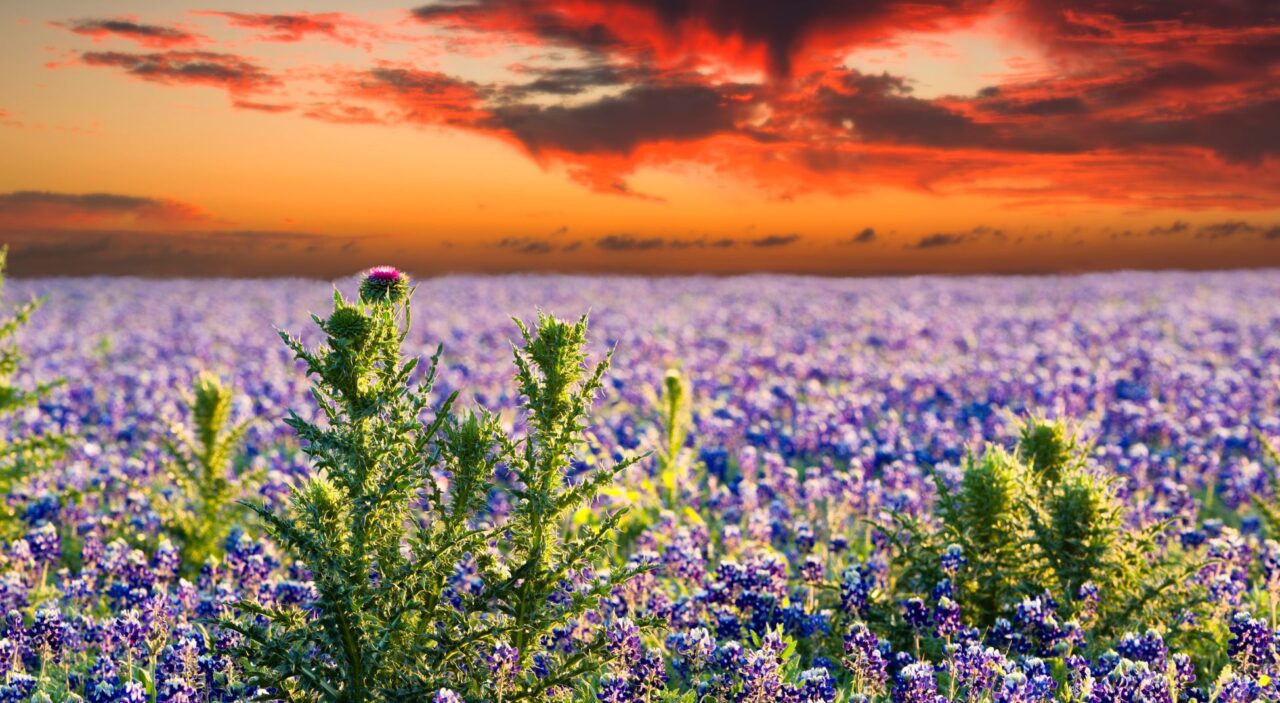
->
487;641;522;691
941;544;967;576
902;597;931;632
893;662;940;703
841;563;873;615
359;265;409;303
433;690;463;703
843;623;888;693
935;597;962;638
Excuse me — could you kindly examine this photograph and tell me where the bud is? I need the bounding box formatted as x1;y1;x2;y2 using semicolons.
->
324;305;373;346
664;368;684;406
359;265;409;304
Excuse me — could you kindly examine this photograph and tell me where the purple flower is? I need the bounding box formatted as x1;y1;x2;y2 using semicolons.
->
433;689;463;703
934;597;962;638
607;617;642;664
902;598;931;632
486;640;521;692
1228;612;1277;675
843;622;888;692
893;662;941;703
941;544;966;576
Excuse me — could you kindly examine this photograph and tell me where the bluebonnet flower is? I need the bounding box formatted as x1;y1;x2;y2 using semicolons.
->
800;554;824;584
902;598;931;633
934;597;962;639
841;563;873;615
843;623;888;693
893;662;942;703
596;674;630;703
1214;674;1260;703
941;544;966;576
1115;630;1168;670
25;524;60;564
487;640;522;692
1228;611;1276;674
789;667;836;702
606;618;642;663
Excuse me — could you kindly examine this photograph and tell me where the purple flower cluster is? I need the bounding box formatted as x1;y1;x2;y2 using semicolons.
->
1;271;1280;700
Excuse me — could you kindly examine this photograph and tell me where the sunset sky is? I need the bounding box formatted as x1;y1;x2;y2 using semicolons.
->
1;0;1278;276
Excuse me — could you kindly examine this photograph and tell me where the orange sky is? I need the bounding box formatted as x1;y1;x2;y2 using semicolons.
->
1;0;1278;276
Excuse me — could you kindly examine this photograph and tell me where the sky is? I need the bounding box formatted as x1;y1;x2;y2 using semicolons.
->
0;0;1278;277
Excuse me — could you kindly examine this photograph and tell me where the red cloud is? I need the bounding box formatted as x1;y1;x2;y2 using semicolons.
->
53;2;1280;207
196;11;379;49
80;50;279;94
56;18;204;49
343;67;491;126
412;0;996;77
232;99;295;113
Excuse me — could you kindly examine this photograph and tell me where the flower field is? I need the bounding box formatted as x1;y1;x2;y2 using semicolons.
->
3;268;1280;702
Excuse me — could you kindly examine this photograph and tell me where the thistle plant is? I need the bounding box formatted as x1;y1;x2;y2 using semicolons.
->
1018;419;1203;640
159;371;258;573
229;268;647;702
890;417;1203;650
932;445;1030;628
1017;414;1082;486
0;248;66;537
1252;433;1280;539
607;368;704;547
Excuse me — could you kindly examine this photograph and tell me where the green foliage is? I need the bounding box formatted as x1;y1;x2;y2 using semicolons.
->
500;312;652;685
228;271;646;703
0;248;66;537
160;371;258;573
1252;433;1280;540
934;446;1030;628
606;368;701;546
1026;466;1120;603
889;417;1204;650
1017;416;1082;486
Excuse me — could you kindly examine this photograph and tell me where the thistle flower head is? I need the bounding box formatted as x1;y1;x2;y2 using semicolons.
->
359;265;409;304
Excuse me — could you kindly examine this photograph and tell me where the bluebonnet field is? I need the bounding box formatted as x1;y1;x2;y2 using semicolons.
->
3;266;1280;703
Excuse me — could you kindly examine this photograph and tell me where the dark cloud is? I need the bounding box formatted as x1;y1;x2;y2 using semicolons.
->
595;233;666;251
749;233;801;247
57;0;1280;206
505;64;633;97
913;233;966;249
841;227;876;244
353;68;488;126
1195;221;1258;239
232;100;294;113
1148;221;1189;237
487;83;743;155
59;19;202;48
978;96;1087;117
197;11;370;47
495;236;555;254
2;229;370;277
0;191;206;225
593;234;751;251
910;226;1001;249
814;71;991;148
80;50;278;93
